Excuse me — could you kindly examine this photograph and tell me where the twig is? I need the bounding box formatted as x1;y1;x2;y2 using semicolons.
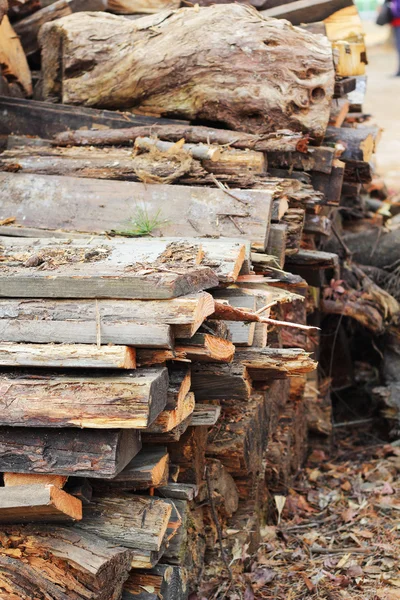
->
331;223;352;258
333;418;375;428
260;317;320;332
210;174;248;205
205;465;233;580
310;546;370;554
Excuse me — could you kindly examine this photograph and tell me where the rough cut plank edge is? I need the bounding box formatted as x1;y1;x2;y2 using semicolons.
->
0;484;82;522
0;343;137;368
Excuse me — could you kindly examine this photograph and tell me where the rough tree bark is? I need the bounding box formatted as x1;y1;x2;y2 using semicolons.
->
39;5;334;138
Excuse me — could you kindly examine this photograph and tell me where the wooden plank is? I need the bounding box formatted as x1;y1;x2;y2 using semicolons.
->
0;235;246;287
267;146;335;174
0;237;220;299
175;334;235;363
334;76;357;97
0;368;168;428
190;404;221;426
191;362;251;401
156;483;197;501
77;495;173;552
0;172;272;249
145;392;195;433
0;294;214;344
0;484;82;523
236;347;317;379
0;525;134;600
285;248;339;269
0;342;137;368
0;16;32;97
92;447;169;491
3;473;68;488
310;160;345;205
108;0;180;13
0;96;183;138
266;223;288;268
145;368;193;433
0;427;141;478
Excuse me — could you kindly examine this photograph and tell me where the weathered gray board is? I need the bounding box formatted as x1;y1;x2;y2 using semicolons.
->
0;427;142;478
0;237;245;298
0;293;214;344
0;172;273;249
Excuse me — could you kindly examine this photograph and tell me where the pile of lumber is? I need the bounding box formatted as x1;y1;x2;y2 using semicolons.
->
0;0;398;597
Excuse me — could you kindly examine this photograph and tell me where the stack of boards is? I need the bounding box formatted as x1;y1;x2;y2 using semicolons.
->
0;0;386;598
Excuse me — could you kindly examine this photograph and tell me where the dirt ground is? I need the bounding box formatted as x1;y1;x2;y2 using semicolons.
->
364;36;400;192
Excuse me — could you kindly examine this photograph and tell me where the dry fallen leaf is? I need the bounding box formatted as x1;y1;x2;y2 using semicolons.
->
274;495;286;525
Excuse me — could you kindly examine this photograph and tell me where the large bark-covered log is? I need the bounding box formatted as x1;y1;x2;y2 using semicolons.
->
0;525;133;600
0;427;141;478
53;124;308;152
40;6;334;138
0;237;221;299
0;368;168;428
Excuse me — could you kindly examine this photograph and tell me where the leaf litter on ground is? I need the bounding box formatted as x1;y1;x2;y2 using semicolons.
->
195;431;400;600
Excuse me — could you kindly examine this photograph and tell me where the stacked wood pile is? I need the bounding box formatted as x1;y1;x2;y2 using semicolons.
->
0;0;398;597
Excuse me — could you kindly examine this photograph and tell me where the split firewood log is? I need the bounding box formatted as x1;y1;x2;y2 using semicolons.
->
39;5;335;138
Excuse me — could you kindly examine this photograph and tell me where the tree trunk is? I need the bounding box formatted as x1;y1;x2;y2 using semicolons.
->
39;5;334;138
